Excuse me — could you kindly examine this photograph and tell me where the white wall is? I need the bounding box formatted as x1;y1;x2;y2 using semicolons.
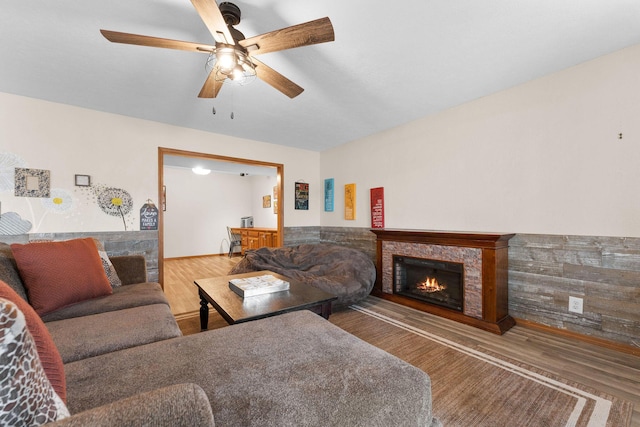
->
163;167;246;257
0;93;321;236
162;167;278;258
4;42;640;241
249;175;278;229
321;43;640;238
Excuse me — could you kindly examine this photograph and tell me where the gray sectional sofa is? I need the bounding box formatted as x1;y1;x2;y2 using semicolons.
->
0;241;441;426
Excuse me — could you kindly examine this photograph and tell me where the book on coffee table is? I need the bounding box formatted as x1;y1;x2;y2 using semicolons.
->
229;274;290;297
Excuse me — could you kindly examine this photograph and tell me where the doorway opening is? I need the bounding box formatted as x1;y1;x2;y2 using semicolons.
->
158;147;284;315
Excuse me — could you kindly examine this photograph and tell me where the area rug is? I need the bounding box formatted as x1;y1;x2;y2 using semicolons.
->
334;305;632;427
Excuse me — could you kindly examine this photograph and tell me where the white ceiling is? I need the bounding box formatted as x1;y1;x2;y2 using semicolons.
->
2;1;640;152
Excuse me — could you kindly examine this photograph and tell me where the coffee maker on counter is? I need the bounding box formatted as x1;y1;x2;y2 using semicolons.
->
240;216;254;228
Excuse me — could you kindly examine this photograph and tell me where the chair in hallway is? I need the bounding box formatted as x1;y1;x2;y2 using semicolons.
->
227;226;242;258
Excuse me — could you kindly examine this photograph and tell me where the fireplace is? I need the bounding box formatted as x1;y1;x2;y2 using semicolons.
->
393;256;463;312
372;229;515;334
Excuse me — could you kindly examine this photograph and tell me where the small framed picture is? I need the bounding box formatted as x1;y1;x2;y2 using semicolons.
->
15;168;50;198
75;174;91;187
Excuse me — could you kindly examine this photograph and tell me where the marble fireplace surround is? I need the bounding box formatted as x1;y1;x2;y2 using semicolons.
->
372;229;516;335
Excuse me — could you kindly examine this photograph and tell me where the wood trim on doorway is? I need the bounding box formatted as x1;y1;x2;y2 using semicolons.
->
158;147;284;288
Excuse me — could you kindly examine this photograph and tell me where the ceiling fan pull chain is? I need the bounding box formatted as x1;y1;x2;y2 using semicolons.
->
231;111;234;119
212;105;216;115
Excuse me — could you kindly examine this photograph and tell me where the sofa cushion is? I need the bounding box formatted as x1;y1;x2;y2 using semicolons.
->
46;304;182;363
11;238;112;316
40;282;170;322
0;280;66;402
0;298;69;425
64;311;435;426
46;384;215;427
0;242;28;301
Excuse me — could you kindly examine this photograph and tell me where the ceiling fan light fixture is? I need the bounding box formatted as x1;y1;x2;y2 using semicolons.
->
100;2;334;99
207;48;256;85
216;47;237;71
231;65;245;81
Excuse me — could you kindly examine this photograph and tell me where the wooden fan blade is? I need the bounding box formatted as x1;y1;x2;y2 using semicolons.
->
252;58;303;98
198;68;225;98
100;29;214;53
190;0;235;45
240;17;334;56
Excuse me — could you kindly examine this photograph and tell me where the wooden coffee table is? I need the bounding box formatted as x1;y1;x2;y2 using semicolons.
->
194;270;337;330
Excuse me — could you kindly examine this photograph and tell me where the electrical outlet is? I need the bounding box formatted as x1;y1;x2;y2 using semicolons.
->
568;296;583;314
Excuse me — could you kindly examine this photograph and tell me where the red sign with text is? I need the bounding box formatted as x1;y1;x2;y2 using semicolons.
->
370;187;385;229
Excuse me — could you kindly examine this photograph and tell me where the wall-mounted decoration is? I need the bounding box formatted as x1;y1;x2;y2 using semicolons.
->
263;195;271;208
295;181;309;210
96;187;133;231
324;178;334;212
344;183;356;220
140;199;159;230
14;168;50;198
370;187;385;229
0;212;32;235
75;174;91;187
273;185;278;214
0;152;27;192
41;188;75;215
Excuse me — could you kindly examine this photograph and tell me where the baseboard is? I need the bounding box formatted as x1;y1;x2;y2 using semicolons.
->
173;310;200;322
164;253;238;261
173;308;222;322
514;317;640;357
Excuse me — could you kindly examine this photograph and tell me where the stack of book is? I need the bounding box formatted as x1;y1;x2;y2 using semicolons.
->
229;274;290;297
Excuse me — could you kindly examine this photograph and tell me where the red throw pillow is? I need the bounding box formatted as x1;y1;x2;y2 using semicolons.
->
0;280;66;402
11;238;112;316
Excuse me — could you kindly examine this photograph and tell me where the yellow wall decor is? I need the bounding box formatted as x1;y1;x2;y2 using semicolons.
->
344;183;356;220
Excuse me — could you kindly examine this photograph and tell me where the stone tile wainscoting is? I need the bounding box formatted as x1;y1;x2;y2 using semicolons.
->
286;227;640;352
0;231;159;282
1;227;637;351
508;234;640;350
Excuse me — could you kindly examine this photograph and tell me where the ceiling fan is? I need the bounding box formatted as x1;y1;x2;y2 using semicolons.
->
100;0;335;99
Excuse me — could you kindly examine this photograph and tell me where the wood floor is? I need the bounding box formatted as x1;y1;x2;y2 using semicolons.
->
164;255;640;426
163;254;240;315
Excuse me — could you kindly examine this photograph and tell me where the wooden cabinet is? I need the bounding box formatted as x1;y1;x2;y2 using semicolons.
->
231;227;279;255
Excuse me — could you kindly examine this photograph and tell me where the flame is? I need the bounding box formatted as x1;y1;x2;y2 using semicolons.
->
416;277;445;293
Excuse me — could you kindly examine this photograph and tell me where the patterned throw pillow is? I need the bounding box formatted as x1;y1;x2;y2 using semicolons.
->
0;298;69;425
0;280;66;403
93;239;123;288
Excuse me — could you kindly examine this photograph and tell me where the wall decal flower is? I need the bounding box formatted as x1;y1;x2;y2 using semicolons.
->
0;152;27;193
41;188;75;213
96;187;133;230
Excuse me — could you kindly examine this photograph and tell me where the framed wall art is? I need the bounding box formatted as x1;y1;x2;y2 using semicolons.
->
370;187;385;228
295;181;309;210
273;185;278;214
324;178;334;212
344;183;356;220
14;168;50;198
75;174;91;187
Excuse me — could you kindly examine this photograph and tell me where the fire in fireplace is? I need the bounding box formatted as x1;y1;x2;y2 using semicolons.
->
393;255;464;312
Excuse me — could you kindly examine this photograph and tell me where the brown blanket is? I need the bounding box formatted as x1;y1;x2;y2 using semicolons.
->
229;244;375;308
